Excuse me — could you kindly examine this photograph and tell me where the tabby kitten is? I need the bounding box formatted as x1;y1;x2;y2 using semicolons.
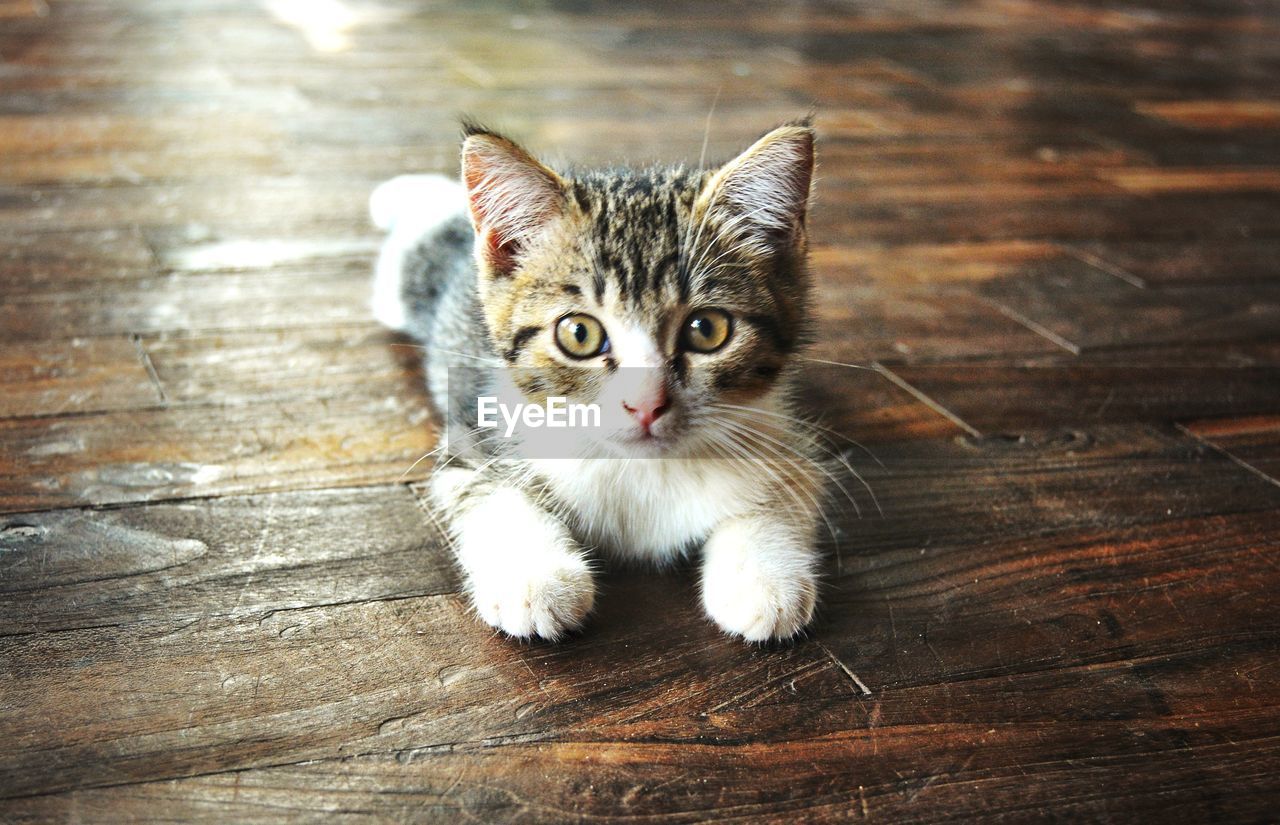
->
371;121;825;642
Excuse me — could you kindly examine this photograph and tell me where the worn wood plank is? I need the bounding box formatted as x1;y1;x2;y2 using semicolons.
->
5;507;1277;819
977;258;1280;352
2;0;1280;819
809;240;1059;285
1101;167;1280;195
1136;99;1280;130
0;227;157;292
816;425;1280;560
796;361;965;445
0;336;159;418
815;282;1066;363
882;362;1280;434
1185;415;1280;484
0;573;845;799
0;260;381;342
7;724;1277;823
1069;238;1280;287
0;485;456;635
0;180;375;235
0;394;436;513
145;231;380;274
140;326;425;405
813;193;1280;245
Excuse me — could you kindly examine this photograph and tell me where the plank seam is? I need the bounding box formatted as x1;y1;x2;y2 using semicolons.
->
872;363;981;437
1059;242;1148;288
1175;422;1280;490
0;479;438;518
975;296;1083;356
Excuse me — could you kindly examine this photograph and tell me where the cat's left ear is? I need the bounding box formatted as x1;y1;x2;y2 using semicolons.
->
461;127;567;278
696;122;815;254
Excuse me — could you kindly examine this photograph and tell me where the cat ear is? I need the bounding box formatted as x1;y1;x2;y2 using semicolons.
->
461;127;566;277
697;123;815;254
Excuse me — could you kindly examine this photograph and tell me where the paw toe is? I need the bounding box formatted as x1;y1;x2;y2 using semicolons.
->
704;569;817;642
473;560;595;641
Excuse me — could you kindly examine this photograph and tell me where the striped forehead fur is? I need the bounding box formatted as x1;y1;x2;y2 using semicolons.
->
567;166;701;307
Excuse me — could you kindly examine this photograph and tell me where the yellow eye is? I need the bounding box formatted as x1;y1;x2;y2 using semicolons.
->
681;308;733;353
555;314;609;359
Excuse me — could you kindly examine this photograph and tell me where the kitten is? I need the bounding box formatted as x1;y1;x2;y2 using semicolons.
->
370;121;825;642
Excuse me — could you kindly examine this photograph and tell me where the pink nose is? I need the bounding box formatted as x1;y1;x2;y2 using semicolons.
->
622;390;669;432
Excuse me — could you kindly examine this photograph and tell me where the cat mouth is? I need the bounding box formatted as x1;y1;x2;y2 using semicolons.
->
610;428;680;456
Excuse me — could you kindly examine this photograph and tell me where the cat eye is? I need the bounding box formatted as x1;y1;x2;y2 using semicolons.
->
681;308;733;353
555;313;610;359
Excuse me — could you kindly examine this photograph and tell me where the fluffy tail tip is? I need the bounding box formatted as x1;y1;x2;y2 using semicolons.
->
370;174;465;231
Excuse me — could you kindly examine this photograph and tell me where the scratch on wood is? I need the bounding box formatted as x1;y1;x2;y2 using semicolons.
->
131;333;168;404
707;658;828;712
819;642;873;696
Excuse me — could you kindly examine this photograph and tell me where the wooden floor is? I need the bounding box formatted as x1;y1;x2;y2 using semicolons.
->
2;0;1280;820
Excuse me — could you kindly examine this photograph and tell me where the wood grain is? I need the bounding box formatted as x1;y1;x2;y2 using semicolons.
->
816;281;1068;362
882;362;1280;434
3;0;1280;819
139;326;426;405
0;227;156;292
1068;238;1280;287
0;573;844;799
1101;167;1280;195
809;240;1059;285
814;425;1280;560
0;336;160;417
1185;415;1280;484
0;485;456;634
976;258;1280;352
7;726;1277;823
0;260;383;343
1136;99;1280;130
0;394;436;513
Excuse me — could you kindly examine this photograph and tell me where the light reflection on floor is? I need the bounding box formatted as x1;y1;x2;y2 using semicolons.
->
264;0;362;53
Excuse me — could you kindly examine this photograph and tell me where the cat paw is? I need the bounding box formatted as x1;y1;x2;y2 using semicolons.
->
701;552;817;642
470;556;595;641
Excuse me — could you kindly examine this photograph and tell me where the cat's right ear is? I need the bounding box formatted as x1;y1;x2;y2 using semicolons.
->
460;128;566;278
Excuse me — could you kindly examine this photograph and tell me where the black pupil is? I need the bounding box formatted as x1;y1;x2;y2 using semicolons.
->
695;317;713;338
573;323;588;344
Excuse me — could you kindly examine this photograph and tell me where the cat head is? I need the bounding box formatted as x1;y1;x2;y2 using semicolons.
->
461;120;815;457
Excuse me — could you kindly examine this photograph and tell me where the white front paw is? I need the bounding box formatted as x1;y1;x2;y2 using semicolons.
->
447;485;596;641
470;556;595;641
706;544;814;639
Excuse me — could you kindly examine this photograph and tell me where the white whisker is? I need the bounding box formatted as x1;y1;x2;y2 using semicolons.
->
712;404;883;519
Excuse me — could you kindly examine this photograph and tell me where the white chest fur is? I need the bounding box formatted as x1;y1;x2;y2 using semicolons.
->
533;457;766;563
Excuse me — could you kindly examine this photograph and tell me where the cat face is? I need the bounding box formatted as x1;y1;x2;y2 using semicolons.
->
461;123;815;457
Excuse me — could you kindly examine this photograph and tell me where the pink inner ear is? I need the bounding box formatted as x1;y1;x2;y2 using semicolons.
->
463;162;519;275
462;137;564;275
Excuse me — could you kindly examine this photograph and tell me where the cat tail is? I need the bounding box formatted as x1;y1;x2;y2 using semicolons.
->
369;174;471;333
